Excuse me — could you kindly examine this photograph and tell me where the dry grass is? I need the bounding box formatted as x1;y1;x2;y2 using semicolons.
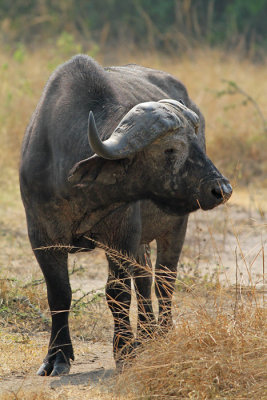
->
0;388;119;400
91;226;266;399
0;331;48;377
0;391;64;400
115;287;266;399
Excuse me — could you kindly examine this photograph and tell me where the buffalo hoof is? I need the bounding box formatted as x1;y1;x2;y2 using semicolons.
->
115;340;140;372
51;362;70;376
37;361;54;376
37;359;70;376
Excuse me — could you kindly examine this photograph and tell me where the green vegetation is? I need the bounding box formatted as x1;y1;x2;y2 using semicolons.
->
0;275;49;331
0;0;266;57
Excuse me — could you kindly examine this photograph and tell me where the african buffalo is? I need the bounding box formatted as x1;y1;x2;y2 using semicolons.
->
19;55;232;376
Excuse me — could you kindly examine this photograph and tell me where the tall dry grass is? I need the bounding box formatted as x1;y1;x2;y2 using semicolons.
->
89;233;266;399
115;288;266;399
0;45;266;186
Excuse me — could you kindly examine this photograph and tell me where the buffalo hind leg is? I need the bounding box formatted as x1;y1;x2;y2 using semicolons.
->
102;202;142;369
155;216;188;331
106;255;134;370
28;229;73;376
133;244;156;341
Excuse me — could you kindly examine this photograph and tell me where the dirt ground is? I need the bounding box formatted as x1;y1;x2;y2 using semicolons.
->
0;179;266;397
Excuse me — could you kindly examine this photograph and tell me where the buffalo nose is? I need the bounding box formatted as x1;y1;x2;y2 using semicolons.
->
211;182;232;202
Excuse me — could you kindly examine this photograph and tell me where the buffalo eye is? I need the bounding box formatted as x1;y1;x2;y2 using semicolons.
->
164;148;175;155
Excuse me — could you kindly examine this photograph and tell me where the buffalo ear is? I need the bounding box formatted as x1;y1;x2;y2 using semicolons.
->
68;155;104;186
68;155;127;187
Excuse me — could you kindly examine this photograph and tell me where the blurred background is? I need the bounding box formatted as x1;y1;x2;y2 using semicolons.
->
0;0;266;187
1;0;266;56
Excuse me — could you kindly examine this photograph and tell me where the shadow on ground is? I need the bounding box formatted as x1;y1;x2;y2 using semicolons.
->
50;368;115;389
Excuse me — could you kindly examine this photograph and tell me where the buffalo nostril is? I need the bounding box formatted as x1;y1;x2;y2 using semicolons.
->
211;183;232;201
211;187;223;200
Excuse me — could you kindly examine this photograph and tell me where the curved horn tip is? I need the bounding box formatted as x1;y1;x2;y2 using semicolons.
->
87;110;119;160
88;111;97;135
88;111;97;147
88;110;95;125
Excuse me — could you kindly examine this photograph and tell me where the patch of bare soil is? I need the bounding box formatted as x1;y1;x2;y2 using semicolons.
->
0;339;114;396
184;201;266;286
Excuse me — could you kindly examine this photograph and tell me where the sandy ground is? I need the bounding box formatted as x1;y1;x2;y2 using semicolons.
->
0;339;115;396
0;185;266;396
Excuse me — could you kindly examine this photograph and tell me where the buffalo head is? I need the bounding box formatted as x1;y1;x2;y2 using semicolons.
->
69;99;232;215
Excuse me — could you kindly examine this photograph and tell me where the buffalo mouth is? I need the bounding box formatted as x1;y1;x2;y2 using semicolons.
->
150;180;232;215
150;196;200;216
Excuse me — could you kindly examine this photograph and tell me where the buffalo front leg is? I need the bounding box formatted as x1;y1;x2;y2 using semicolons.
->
133;244;156;340
155;216;188;331
32;246;73;376
106;255;135;369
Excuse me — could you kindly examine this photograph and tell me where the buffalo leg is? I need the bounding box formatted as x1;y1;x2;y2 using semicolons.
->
35;248;73;376
27;222;73;376
102;203;142;368
106;255;134;369
133;244;156;340
155;216;188;330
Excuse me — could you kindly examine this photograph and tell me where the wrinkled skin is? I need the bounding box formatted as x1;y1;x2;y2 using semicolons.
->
19;55;232;376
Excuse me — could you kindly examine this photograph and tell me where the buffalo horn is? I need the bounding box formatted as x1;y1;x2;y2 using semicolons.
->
87;111;120;160
88;100;197;160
